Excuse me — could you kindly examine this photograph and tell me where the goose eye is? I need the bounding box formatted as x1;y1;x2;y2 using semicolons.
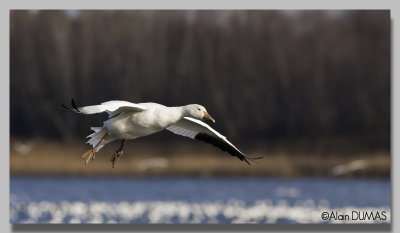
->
198;108;201;111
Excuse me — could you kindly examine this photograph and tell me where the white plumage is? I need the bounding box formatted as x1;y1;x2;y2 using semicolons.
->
78;100;147;116
62;99;262;167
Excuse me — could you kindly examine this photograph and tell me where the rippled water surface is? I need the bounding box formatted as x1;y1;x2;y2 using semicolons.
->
10;177;390;223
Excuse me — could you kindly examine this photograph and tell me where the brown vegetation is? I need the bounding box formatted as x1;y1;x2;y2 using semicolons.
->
10;139;389;178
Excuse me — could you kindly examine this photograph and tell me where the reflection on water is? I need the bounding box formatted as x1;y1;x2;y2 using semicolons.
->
10;199;390;223
10;177;391;224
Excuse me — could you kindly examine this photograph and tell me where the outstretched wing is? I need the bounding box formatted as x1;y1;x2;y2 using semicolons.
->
166;117;263;164
62;99;147;117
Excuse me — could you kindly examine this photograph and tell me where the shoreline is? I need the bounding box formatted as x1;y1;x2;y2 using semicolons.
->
10;139;390;178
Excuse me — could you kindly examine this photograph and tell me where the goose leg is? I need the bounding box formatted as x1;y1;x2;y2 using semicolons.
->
82;133;108;165
110;140;126;168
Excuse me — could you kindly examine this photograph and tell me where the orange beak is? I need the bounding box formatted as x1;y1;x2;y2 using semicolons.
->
203;112;216;123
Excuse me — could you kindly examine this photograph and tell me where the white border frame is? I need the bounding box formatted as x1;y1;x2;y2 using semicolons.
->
3;1;398;233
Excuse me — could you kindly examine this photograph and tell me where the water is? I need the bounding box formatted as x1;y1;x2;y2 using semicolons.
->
10;177;391;224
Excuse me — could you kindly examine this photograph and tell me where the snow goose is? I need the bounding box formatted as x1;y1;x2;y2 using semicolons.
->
62;99;262;167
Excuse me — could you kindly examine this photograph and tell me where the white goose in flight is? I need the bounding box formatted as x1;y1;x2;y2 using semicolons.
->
62;99;262;168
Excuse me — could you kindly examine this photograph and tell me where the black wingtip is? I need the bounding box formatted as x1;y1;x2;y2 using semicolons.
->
71;99;80;112
249;156;264;160
243;156;263;165
61;99;81;113
243;158;251;165
59;105;71;112
61;104;71;111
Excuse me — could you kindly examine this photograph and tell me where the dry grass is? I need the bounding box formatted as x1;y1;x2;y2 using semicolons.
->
10;139;390;178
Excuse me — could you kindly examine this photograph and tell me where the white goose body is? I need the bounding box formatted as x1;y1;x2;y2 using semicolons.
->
62;99;262;167
104;103;182;139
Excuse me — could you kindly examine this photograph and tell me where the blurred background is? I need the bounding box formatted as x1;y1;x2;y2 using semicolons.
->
10;10;390;224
